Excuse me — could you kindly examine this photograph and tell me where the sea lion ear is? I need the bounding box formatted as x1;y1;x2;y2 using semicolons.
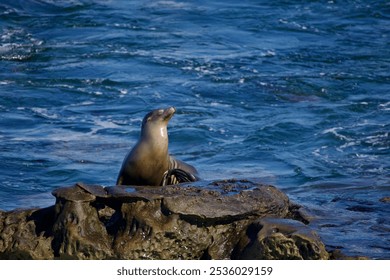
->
142;111;154;125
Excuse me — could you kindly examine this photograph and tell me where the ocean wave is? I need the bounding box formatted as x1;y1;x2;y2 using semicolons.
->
31;107;59;120
379;101;390;111
0;27;43;61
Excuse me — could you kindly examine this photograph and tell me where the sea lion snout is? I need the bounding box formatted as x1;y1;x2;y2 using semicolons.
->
142;106;176;128
162;106;176;121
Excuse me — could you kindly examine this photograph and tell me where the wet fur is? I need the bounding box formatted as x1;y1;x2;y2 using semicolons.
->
117;107;199;186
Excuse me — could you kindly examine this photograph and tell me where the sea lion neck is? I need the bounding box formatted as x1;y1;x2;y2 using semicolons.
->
139;107;174;150
139;123;169;154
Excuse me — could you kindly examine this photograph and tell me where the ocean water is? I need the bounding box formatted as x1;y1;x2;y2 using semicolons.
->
0;0;389;259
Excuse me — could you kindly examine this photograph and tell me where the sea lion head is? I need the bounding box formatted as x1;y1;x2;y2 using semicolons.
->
141;107;176;139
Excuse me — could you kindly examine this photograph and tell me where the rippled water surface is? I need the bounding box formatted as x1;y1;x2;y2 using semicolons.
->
0;0;389;259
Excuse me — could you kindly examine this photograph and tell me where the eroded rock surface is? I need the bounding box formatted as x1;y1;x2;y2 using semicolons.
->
236;218;329;260
0;179;328;259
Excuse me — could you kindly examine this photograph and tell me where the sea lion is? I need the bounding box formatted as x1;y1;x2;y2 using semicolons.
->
116;107;199;186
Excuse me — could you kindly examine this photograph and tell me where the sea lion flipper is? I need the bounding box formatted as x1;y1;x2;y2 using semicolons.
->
116;175;123;186
161;168;197;186
169;157;199;176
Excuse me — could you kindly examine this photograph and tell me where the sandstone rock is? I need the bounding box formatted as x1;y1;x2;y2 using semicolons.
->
0;207;54;259
52;186;113;259
0;179;328;260
237;218;329;260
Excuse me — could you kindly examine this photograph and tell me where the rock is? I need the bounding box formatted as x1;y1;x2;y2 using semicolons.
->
328;249;369;260
52;185;113;259
0;207;54;259
379;197;390;203
236;218;329;260
0;179;329;260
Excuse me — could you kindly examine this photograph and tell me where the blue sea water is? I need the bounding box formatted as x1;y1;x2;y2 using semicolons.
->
0;0;389;259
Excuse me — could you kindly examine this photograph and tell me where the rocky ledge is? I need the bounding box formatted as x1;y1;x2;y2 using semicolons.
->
0;179;330;260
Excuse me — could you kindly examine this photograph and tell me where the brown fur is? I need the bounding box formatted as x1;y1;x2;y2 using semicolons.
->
116;107;198;186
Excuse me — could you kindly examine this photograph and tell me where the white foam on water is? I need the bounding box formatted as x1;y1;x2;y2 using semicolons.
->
322;127;353;142
90;119;121;135
0;80;14;85
379;101;390;111
31;107;59;120
209;101;232;108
